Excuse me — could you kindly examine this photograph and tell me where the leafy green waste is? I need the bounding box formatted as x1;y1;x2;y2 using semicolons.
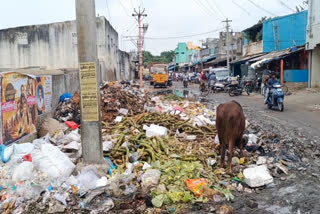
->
151;160;207;206
151;160;235;207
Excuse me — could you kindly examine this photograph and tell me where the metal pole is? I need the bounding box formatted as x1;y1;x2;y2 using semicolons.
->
223;18;232;71
76;0;103;163
133;8;147;88
138;12;143;88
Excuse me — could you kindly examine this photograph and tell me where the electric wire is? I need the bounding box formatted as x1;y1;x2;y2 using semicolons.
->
123;27;224;40
202;0;224;20
105;0;112;23
207;0;226;19
197;0;222;21
232;0;251;16
247;0;277;17
192;0;213;18
119;0;131;17
276;0;295;13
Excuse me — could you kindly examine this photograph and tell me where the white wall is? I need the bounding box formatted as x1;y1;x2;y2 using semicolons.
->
307;0;320;49
0;17;131;82
243;41;263;57
311;46;320;87
307;0;320;87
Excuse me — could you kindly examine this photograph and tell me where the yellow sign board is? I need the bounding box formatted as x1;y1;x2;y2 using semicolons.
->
79;62;99;121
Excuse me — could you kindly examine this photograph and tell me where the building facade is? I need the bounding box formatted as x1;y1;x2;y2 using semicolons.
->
306;0;320;87
0;16;132;82
263;11;308;53
174;42;197;65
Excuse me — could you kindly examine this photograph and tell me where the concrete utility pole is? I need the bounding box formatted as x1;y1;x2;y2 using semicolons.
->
76;0;103;163
133;8;147;88
223;18;232;70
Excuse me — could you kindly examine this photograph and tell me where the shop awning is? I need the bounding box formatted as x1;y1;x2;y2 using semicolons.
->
230;53;266;64
168;65;178;70
249;46;305;69
193;55;216;65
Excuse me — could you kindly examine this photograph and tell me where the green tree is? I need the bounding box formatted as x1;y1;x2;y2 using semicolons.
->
160;50;175;63
142;50;175;67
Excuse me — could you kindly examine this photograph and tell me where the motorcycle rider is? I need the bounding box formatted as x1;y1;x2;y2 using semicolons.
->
265;73;278;104
209;72;217;91
200;71;208;91
183;72;189;87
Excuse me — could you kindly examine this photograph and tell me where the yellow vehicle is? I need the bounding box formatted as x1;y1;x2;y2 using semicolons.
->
151;64;168;88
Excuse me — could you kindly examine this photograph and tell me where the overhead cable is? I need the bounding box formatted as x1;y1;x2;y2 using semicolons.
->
247;0;277;17
192;0;214;18
124;27;224;40
276;0;295;13
208;0;226;19
119;0;131;17
105;0;112;23
232;0;251;16
197;0;223;21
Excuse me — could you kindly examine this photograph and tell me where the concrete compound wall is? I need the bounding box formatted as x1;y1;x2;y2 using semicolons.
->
0;68;80;143
311;46;320;87
0;16;131;82
118;50;131;80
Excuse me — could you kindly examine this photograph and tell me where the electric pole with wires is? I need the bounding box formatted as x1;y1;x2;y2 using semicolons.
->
133;8;147;88
223;18;232;70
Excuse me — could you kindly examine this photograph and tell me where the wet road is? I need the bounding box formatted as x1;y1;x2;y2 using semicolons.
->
172;82;320;141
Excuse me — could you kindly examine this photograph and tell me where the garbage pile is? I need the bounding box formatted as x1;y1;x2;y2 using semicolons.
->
54;92;81;124
100;84;154;122
0;86;301;213
54;83;155;123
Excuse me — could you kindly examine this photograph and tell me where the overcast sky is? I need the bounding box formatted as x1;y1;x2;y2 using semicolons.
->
0;0;306;55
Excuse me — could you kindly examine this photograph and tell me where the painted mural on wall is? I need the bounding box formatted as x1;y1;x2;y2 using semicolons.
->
36;76;52;115
0;73;37;145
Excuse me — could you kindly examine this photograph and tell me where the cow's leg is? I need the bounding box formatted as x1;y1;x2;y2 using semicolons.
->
239;137;244;158
227;139;234;174
220;142;226;168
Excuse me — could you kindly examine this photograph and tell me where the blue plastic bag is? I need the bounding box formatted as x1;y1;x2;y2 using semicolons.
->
60;93;73;102
0;145;11;163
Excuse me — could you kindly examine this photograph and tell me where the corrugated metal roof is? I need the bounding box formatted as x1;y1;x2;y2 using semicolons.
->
249;46;305;69
248;46;304;63
231;53;266;64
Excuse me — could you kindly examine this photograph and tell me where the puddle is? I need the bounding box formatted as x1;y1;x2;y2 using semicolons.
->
152;89;196;100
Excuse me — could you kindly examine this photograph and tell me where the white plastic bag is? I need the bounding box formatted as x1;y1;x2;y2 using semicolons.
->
31;143;75;179
248;134;258;146
9;143;35;163
63;131;81;144
12;162;34;182
141;169;161;189
77;169;100;190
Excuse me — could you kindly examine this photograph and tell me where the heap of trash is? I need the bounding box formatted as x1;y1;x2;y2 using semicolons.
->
55;82;155;123
0;84;301;213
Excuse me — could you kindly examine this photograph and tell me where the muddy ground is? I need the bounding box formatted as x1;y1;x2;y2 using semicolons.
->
161;82;320;214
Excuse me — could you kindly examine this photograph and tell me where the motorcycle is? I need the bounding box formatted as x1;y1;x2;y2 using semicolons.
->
244;80;254;95
212;81;225;93
183;77;188;88
199;81;209;96
228;82;243;96
254;77;262;93
266;83;284;111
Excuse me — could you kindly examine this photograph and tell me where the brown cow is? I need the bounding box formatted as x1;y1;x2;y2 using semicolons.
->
216;100;245;173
